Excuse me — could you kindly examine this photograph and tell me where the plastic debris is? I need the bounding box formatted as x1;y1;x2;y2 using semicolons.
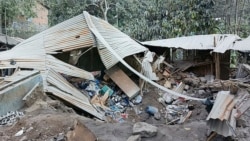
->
15;128;24;136
0;111;24;126
145;106;159;115
133;95;142;104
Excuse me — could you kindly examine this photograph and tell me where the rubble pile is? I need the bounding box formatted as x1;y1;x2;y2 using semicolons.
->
68;77;143;122
0;11;250;141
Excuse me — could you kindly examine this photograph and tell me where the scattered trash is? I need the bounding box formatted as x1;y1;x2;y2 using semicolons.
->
15;127;24;136
0;111;24;126
133;95;142;104
145;106;159;116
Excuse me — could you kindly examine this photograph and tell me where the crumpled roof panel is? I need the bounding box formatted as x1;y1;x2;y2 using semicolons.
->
142;34;240;53
88;15;148;69
232;36;250;51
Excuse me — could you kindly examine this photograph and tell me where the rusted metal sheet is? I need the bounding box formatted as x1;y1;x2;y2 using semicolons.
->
105;65;140;99
206;91;236;137
142;34;240;52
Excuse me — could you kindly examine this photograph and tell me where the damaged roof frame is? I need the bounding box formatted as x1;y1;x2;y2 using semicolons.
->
0;11;207;120
142;34;242;53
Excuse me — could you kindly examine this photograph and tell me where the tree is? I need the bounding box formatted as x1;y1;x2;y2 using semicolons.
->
117;0;219;41
0;0;36;34
41;0;220;41
213;0;250;37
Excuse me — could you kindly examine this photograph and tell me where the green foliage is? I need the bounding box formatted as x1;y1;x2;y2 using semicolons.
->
42;0;89;26
117;0;218;41
41;0;219;41
0;0;36;27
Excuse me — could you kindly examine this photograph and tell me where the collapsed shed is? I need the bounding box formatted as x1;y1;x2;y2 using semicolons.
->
0;11;149;119
142;34;240;80
0;11;208;119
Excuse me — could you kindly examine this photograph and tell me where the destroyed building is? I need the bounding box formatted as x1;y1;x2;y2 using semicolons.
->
1;11;250;141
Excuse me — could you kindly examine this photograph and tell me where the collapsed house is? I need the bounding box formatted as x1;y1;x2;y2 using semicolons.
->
1;10;250;140
142;34;250;138
142;34;241;80
0;11;205;121
0;11;151;120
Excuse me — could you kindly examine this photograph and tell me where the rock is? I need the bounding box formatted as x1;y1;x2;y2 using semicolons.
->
176;75;182;80
199;77;207;83
198;90;206;95
66;120;97;141
183;78;200;87
56;133;65;141
154;112;161;120
162;93;173;104
133;122;158;138
20;136;27;141
184;85;189;90
127;135;141;141
26;127;33;132
236;119;247;128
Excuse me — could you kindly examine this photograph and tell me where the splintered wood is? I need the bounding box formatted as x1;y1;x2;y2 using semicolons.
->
105;65;140;99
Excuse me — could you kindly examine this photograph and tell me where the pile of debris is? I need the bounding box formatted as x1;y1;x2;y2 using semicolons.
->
1;10;250;141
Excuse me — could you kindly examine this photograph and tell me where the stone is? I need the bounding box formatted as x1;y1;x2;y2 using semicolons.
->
66;120;97;141
56;133;65;141
162;93;173;104
176;75;182;80
26;127;33;132
133;122;158;138
154;112;161;120
184;85;189;90
183;78;200;87
20;136;27;141
127;135;141;141
199;77;207;83
198;90;206;95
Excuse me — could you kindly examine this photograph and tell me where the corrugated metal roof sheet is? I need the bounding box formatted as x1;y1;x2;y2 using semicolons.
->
142;34;240;52
206;91;236;137
83;12;148;69
213;35;241;53
0;35;21;46
0;11;149;119
84;11;205;101
231;36;250;51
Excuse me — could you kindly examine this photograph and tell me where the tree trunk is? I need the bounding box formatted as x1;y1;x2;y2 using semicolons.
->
0;14;2;34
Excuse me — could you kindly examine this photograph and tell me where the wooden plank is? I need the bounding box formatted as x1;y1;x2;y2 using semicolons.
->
105;65;140;99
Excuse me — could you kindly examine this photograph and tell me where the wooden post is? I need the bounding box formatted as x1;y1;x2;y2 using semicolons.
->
215;53;220;79
214;37;220;79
